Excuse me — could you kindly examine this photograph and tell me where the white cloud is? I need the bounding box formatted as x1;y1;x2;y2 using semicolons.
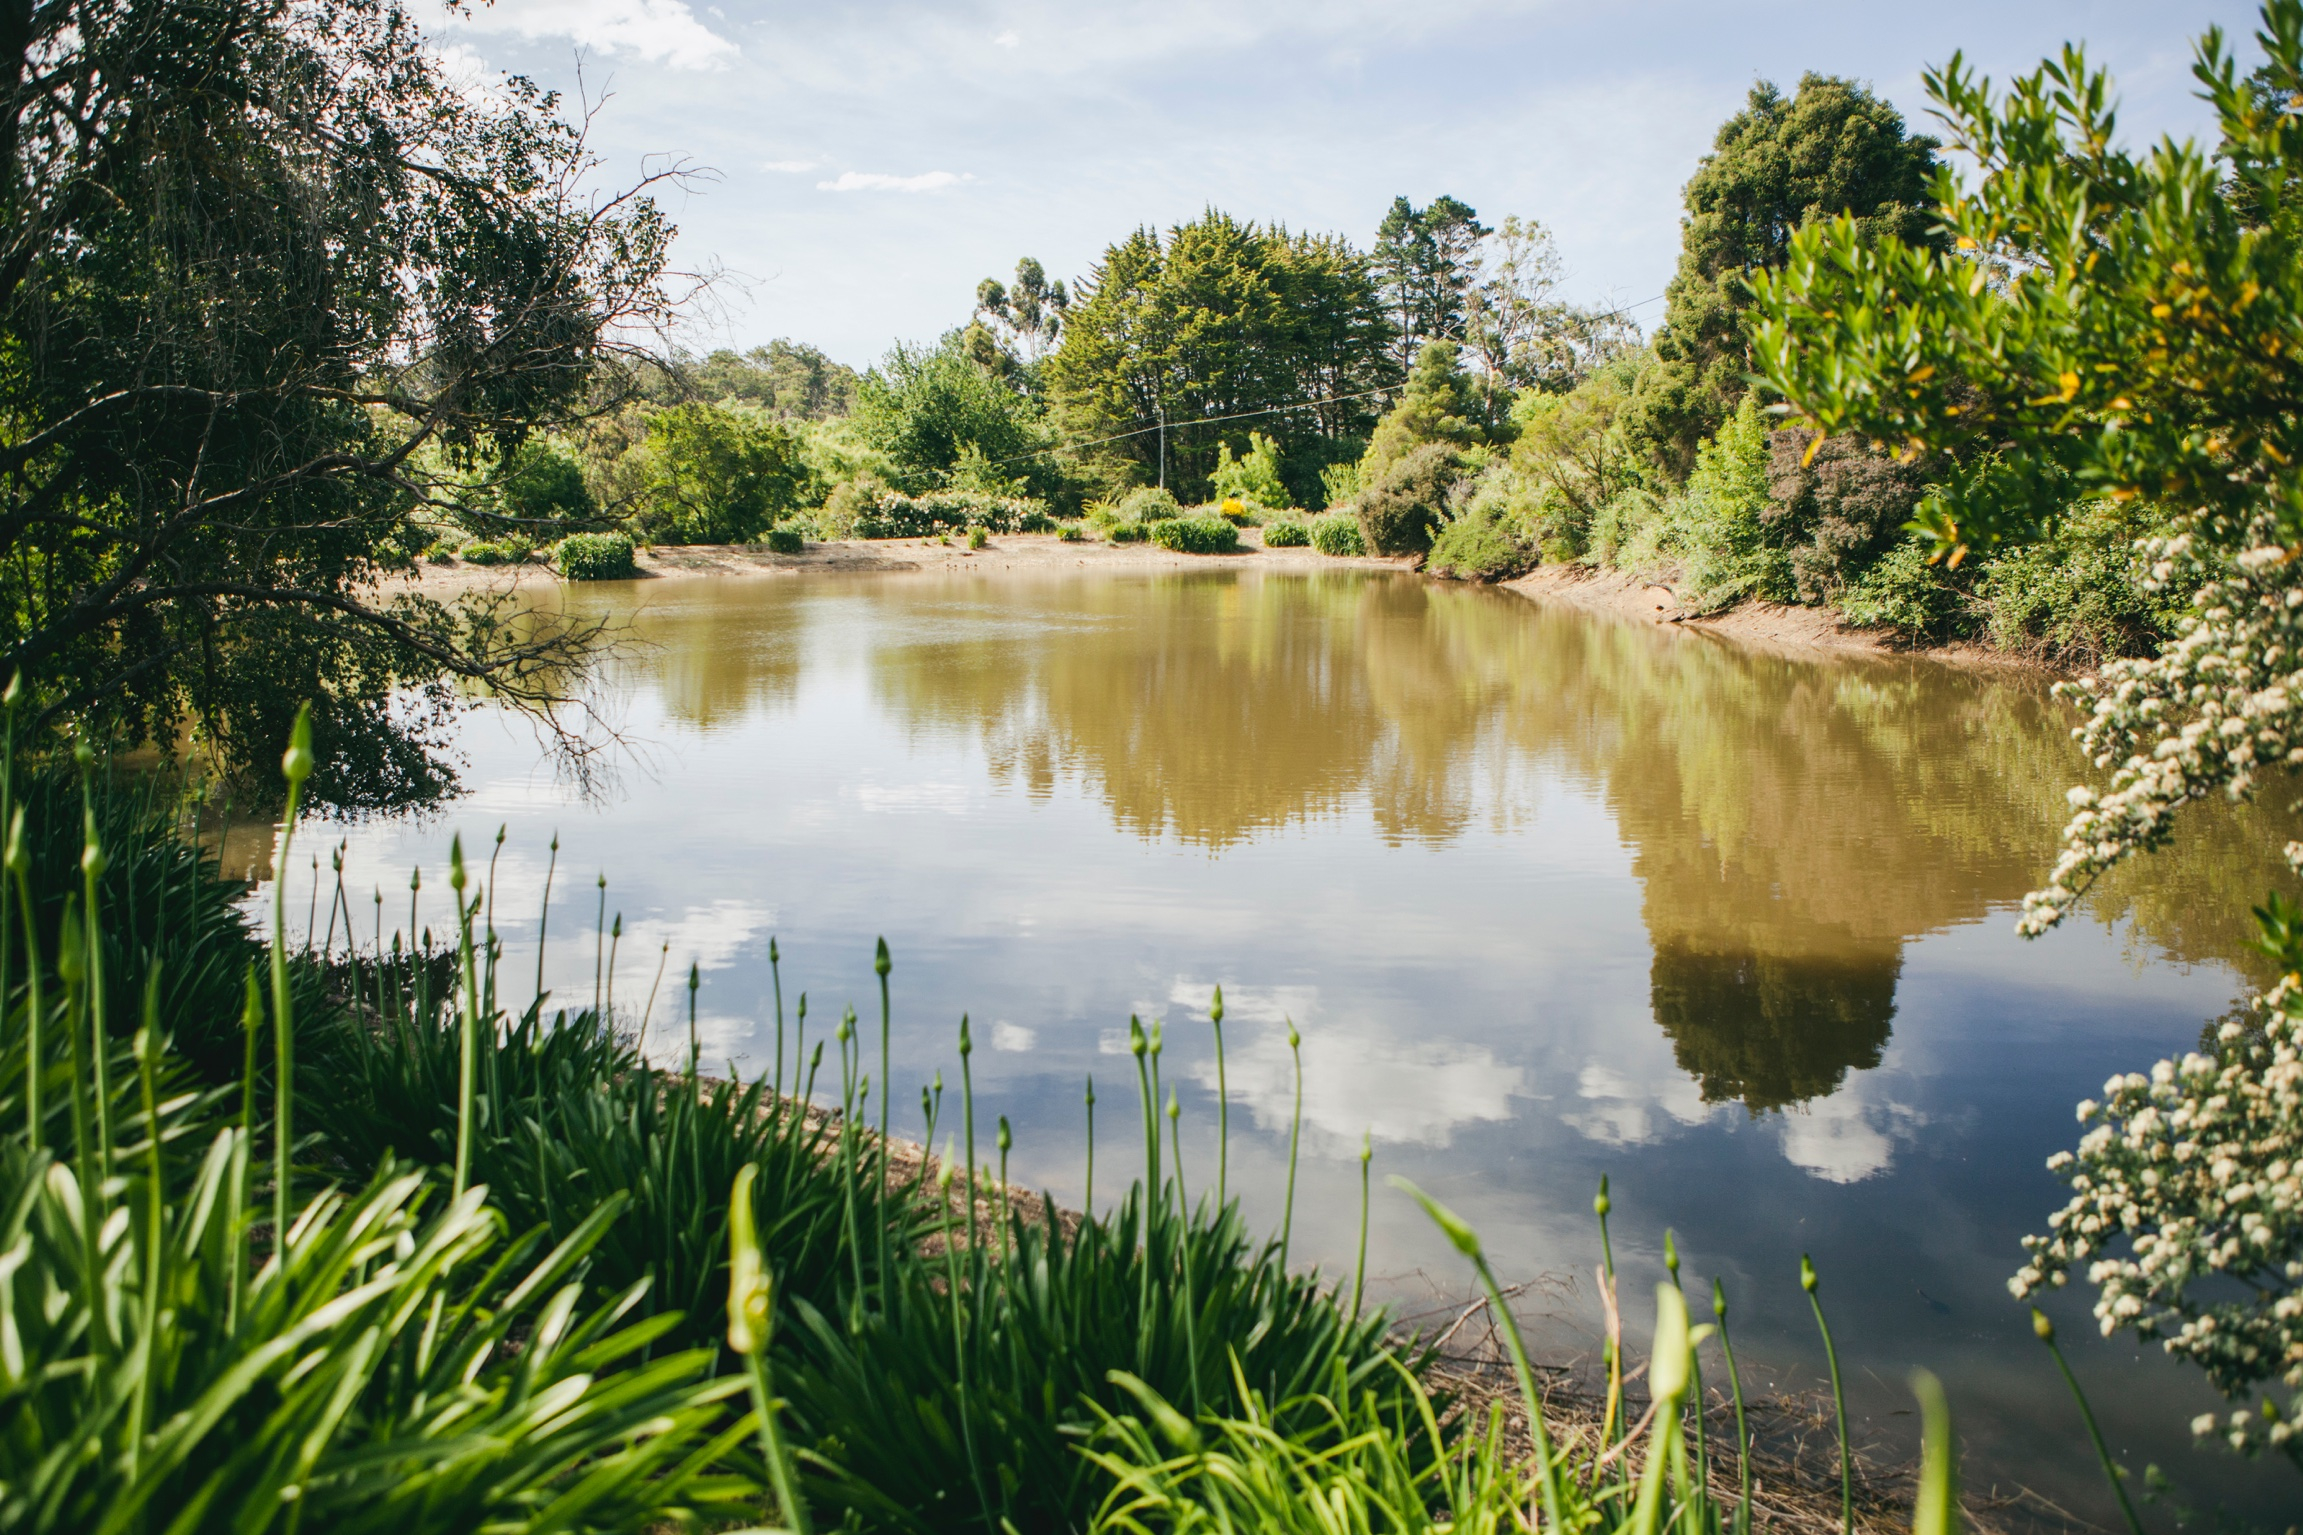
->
816;170;973;194
849;780;973;810
991;1020;1037;1052
993;29;1021;47
436;0;738;71
761;159;820;173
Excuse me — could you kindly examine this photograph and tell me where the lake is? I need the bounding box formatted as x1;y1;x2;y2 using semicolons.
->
265;564;2300;1524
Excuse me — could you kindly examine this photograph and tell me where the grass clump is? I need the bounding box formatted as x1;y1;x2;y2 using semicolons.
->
1261;517;1311;547
1150;515;1240;555
1308;512;1367;557
555;529;638;579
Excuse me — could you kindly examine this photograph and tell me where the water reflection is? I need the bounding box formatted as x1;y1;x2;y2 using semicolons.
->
559;568;2303;1135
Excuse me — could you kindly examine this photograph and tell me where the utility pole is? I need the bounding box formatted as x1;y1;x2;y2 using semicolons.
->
1157;402;1166;491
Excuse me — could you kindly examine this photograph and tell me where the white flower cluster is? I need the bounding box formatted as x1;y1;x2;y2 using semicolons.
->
2012;983;2303;1458
2021;519;2303;936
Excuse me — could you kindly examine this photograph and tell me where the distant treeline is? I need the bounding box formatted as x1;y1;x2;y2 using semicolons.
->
455;72;2170;663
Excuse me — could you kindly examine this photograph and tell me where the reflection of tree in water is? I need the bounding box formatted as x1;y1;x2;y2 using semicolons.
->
1649;940;1899;1111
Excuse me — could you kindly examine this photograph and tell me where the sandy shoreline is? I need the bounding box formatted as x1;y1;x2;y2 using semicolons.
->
388;532;2042;674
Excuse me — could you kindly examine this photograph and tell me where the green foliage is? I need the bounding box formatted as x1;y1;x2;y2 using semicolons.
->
0;0;673;797
1968;501;2174;660
1047;213;1394;502
1358;443;1467;556
1751;12;2295;559
636;402;814;545
1261;518;1311;547
683;340;859;419
1505;350;1650;556
1308;513;1367;558
1765;430;1945;602
1372;195;1488;373
555;531;638;580
456;537;534;566
1115;487;1183;523
967;525;990;550
1635;74;1941;474
1150;516;1241;555
1361;340;1491;485
786;1187;1408;1535
1058;523;1086;542
853;332;1068;503
1664;396;1791;611
1427;502;1537;582
1834;536;1965;636
1317;461;1364;508
498;438;597;526
1211;431;1290;509
975;257;1071;364
765;524;807;555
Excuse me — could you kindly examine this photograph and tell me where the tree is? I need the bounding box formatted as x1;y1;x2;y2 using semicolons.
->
1757;0;2303;1463
1373;195;1489;374
975;258;1070;364
1046;213;1395;503
632;405;812;545
853;332;1064;500
1464;216;1640;393
1360;340;1491;485
1636;74;1940;476
685;342;858;419
1210;431;1289;509
0;0;676;806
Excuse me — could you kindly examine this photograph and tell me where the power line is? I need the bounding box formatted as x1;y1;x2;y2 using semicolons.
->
995;292;1666;467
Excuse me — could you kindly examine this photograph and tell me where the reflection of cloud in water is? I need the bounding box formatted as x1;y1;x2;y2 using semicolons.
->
618;899;775;974
1776;1083;1926;1184
1560;1063;1714;1147
1171;982;1524;1151
848;781;974;814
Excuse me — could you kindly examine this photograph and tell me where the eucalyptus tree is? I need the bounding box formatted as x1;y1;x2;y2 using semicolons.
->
0;0;679;806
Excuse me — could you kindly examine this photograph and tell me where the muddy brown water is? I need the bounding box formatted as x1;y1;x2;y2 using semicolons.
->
271;568;2300;1526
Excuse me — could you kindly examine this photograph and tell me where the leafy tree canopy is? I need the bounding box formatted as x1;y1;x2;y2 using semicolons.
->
1361;340;1494;485
0;0;676;807
632;404;813;545
1373;196;1488;374
1047;211;1395;504
975;258;1071;365
678;342;858;420
1637;73;1941;475
854;332;1066;502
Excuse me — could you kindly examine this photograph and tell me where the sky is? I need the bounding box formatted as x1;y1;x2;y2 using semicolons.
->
432;0;2265;370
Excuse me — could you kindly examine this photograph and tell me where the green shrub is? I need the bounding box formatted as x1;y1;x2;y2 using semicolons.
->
1213;496;1261;526
1262;517;1311;547
1309;512;1367;557
1426;503;1536;582
1211;430;1289;510
764;523;806;555
1150;514;1240;554
634;400;813;545
1835;535;1966;636
555;530;637;579
1057;523;1085;542
967;525;989;550
1319;461;1363;508
1114;486;1181;524
1357;442;1464;555
1968;499;2175;661
1666;395;1793;611
459;537;533;566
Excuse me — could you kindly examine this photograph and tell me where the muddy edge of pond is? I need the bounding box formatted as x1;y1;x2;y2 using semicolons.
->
757;1089;2013;1535
390;532;2051;678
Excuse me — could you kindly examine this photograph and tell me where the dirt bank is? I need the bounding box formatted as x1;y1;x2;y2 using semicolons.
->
389;533;2041;675
389;529;1405;601
1499;563;2044;674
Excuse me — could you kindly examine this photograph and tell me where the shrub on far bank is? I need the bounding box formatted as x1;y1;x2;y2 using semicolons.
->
1426;503;1536;582
1262;517;1311;547
556;531;637;580
1309;513;1366;557
763;523;805;555
850;487;1048;538
461;537;535;566
1358;442;1466;555
1150;514;1240;554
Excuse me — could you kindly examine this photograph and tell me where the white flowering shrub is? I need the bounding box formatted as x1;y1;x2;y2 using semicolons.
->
2020;519;2303;936
2012;959;2303;1463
